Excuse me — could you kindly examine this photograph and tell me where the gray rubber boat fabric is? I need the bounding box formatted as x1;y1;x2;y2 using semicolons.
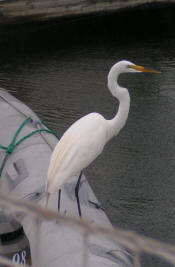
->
0;89;133;267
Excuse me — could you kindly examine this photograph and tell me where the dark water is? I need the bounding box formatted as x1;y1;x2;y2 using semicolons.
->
0;5;175;266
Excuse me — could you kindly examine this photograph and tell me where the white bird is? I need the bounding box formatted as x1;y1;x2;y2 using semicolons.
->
46;60;160;216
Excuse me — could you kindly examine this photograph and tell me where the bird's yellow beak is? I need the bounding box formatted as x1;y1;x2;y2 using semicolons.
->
129;64;161;74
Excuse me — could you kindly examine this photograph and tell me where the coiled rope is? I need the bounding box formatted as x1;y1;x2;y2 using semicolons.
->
0;116;59;177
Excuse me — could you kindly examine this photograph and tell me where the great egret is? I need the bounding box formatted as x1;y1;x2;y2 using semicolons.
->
46;60;160;216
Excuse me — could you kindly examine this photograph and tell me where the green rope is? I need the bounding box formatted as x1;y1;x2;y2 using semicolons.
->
0;117;59;177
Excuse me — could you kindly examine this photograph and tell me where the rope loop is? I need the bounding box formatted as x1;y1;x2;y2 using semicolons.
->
0;116;58;177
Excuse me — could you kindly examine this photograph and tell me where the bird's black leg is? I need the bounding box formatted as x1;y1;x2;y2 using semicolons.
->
58;189;61;211
75;171;83;217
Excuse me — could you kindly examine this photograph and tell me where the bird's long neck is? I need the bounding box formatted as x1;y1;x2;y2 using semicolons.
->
106;65;130;142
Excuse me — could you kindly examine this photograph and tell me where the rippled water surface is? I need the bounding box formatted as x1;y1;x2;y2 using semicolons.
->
0;6;175;266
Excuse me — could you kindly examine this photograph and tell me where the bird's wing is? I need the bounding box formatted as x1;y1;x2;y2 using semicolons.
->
46;113;107;189
47;131;76;183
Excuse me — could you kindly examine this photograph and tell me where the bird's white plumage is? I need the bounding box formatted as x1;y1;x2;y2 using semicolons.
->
47;113;108;193
46;60;159;199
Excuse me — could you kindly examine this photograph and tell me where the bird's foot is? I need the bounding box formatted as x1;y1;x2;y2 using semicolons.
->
88;200;104;211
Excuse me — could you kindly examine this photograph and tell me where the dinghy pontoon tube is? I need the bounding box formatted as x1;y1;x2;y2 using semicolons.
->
0;89;133;267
